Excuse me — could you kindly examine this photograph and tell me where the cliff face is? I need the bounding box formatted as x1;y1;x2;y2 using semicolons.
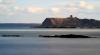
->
42;18;65;27
41;15;100;28
63;17;80;27
80;19;100;28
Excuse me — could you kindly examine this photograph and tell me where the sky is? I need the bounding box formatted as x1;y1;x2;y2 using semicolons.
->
0;0;100;23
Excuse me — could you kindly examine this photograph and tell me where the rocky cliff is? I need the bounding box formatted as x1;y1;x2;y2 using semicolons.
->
41;15;100;28
42;18;65;27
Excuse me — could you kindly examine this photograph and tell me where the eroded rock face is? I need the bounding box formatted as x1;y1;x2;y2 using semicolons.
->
41;15;100;28
41;18;53;27
42;18;65;27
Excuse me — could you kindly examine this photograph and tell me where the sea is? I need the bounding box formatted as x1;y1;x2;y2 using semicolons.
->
0;28;100;55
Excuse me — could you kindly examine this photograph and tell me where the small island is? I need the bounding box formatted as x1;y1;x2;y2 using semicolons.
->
39;34;96;38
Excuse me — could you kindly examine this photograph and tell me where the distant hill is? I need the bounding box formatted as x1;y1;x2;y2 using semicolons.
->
41;15;100;28
0;23;41;29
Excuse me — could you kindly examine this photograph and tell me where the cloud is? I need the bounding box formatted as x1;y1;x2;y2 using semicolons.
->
0;0;96;16
50;7;62;17
80;1;95;10
66;7;78;13
51;7;61;13
0;0;17;15
27;6;47;14
50;0;97;15
14;6;20;11
0;0;16;4
49;2;79;17
0;0;99;23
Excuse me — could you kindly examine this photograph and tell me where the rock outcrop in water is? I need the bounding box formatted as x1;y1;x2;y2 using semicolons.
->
39;34;96;38
41;15;100;28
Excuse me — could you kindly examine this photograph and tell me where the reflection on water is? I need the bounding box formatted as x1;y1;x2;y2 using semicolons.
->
0;37;100;55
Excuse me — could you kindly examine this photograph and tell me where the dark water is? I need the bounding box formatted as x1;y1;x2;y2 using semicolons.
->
0;37;100;55
0;29;100;55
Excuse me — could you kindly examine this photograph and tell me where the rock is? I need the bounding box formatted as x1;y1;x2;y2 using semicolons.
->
39;34;96;38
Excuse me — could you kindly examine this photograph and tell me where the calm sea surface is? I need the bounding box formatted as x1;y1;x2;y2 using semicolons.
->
0;29;100;55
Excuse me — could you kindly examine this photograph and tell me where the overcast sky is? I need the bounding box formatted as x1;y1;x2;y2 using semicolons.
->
0;0;100;23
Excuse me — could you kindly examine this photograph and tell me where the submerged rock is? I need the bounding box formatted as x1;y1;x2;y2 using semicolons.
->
1;34;21;37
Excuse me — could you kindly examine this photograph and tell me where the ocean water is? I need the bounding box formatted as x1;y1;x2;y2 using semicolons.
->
0;29;100;55
0;29;100;37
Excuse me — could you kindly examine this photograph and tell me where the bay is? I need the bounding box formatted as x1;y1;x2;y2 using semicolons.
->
0;29;100;55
